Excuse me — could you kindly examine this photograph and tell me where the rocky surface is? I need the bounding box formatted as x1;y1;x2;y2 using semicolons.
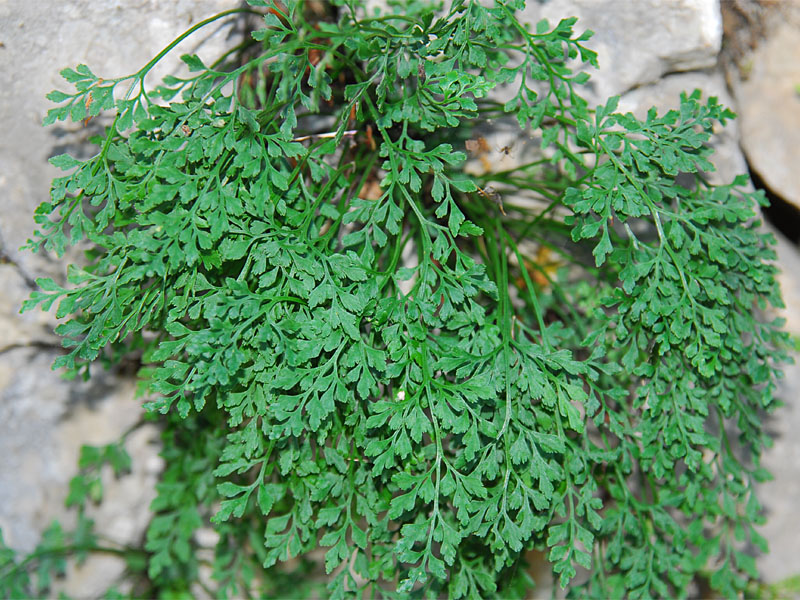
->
520;0;722;103
617;69;747;185
733;12;800;211
774;231;800;340
0;264;57;351
58;421;163;598
0;348;158;551
0;0;240;588
723;3;800;579
0;0;242;278
757;229;800;585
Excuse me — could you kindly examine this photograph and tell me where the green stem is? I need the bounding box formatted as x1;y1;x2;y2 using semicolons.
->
137;8;258;80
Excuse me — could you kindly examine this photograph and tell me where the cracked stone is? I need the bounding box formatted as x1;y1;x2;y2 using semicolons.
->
617;69;748;186
0;1;240;591
519;0;722;103
0;0;242;277
734;14;800;210
755;226;800;583
0;263;58;350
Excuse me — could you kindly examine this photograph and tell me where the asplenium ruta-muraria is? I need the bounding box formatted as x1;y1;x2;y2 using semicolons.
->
6;0;789;597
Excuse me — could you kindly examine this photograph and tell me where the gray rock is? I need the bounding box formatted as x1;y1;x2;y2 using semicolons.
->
0;0;238;589
734;19;800;210
772;228;800;340
0;263;58;350
58;423;162;598
0;343;162;596
758;350;800;585
617;69;748;186
755;227;800;583
0;348;152;551
519;0;722;102
735;15;800;580
0;0;241;277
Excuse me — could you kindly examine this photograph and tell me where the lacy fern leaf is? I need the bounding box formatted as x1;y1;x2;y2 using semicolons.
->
4;1;789;598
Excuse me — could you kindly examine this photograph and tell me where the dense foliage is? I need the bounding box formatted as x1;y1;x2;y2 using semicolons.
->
1;0;789;598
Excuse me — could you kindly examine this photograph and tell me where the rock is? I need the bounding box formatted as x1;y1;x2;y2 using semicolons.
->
58;423;162;598
520;0;723;102
719;0;770;71
734;18;800;210
0;0;242;278
772;229;800;339
754;227;800;584
0;0;238;589
617;69;748;186
0;343;162;595
758;350;800;586
0;348;155;550
0;263;58;350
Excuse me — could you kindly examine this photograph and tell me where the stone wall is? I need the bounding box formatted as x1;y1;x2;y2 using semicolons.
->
0;1;243;594
0;0;798;593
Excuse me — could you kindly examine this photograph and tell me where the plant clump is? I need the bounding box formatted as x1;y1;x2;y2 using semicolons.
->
0;0;789;598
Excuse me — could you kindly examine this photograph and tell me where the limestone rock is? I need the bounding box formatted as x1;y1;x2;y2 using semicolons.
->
58;423;162;598
0;0;236;586
772;231;800;340
520;0;722;102
750;226;800;584
757;348;800;584
617;69;748;186
0;342;162;592
0;0;242;278
0;263;58;350
735;19;800;210
0;348;153;548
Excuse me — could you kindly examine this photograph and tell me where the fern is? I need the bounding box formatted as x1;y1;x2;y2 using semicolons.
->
2;0;789;598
